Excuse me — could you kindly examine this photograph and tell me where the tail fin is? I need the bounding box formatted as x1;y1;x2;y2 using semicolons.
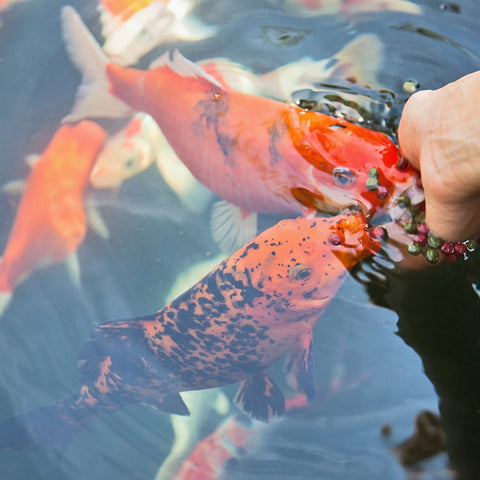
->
0;396;95;450
60;5;133;122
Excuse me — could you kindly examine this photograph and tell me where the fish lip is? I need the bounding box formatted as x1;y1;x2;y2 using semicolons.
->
341;201;371;222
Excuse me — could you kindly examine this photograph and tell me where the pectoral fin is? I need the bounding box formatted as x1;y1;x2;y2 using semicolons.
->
65;252;81;289
86;203;110;240
25;154;41;168
234;370;285;422
210;200;258;254
1;179;26;196
0;291;12;319
285;330;316;400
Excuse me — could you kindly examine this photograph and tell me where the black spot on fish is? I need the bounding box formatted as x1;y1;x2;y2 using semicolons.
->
194;95;235;165
268;121;282;165
303;287;318;299
239;242;259;258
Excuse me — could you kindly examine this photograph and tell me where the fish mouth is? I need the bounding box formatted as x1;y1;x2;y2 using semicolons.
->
338;200;371;223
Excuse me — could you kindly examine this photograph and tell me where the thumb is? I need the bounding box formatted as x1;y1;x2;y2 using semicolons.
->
397;90;434;171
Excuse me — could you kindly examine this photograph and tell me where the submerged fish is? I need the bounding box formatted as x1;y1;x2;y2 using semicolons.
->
267;0;422;16
0;121;106;317
91;111;214;213
61;6;421;253
0;213;380;449
171;395;309;480
99;0;218;66
198;32;385;108
80;31;387;217
90;113;162;189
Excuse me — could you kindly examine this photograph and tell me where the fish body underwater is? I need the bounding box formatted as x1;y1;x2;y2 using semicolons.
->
62;6;421;226
89;112;162;189
89;33;386;200
98;0;218;66
0;214;380;449
266;0;422;16
171;394;309;480
0;121;106;316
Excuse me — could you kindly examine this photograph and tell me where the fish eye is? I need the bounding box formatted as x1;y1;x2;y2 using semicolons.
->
333;167;355;186
125;156;138;169
289;264;312;280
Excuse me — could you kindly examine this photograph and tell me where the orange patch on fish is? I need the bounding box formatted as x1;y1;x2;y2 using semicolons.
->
101;0;157;20
0;121;106;297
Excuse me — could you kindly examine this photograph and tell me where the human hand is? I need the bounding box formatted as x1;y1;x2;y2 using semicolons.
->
398;71;480;242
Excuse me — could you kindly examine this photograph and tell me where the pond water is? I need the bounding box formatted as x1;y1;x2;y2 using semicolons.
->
0;0;480;479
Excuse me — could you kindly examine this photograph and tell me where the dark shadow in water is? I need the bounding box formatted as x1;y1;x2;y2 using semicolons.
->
356;258;480;479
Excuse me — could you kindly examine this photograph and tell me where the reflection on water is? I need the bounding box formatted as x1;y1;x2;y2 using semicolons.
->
0;0;480;479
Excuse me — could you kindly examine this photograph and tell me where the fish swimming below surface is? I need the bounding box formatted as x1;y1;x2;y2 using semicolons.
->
61;5;423;253
0;213;380;451
89;33;386;218
266;0;422;17
90;111;214;213
98;0;218;66
0;121;106;318
170;394;310;480
89;112;163;189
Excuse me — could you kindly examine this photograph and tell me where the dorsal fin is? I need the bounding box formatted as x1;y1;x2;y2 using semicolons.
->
149;49;224;89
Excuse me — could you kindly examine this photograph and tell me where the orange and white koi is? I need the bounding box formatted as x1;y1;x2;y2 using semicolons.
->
0;213;380;449
90;113;161;189
199;32;385;114
61;6;422;252
87;33;386;218
0;121;106;317
98;0;218;66
170;395;309;480
91;112;214;213
267;0;422;17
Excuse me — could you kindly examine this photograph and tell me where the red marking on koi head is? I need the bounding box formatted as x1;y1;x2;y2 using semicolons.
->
124;115;143;137
286;109;420;218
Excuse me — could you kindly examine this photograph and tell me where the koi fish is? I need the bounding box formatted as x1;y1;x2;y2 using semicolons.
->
155;389;230;480
61;6;422;252
156;254;229;480
266;0;422;17
90;113;162;189
171;413;256;480
0;213;380;449
91;112;214;213
170;395;309;480
99;0;218;66
199;32;386;111
89;33;386;219
0;121;106;318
